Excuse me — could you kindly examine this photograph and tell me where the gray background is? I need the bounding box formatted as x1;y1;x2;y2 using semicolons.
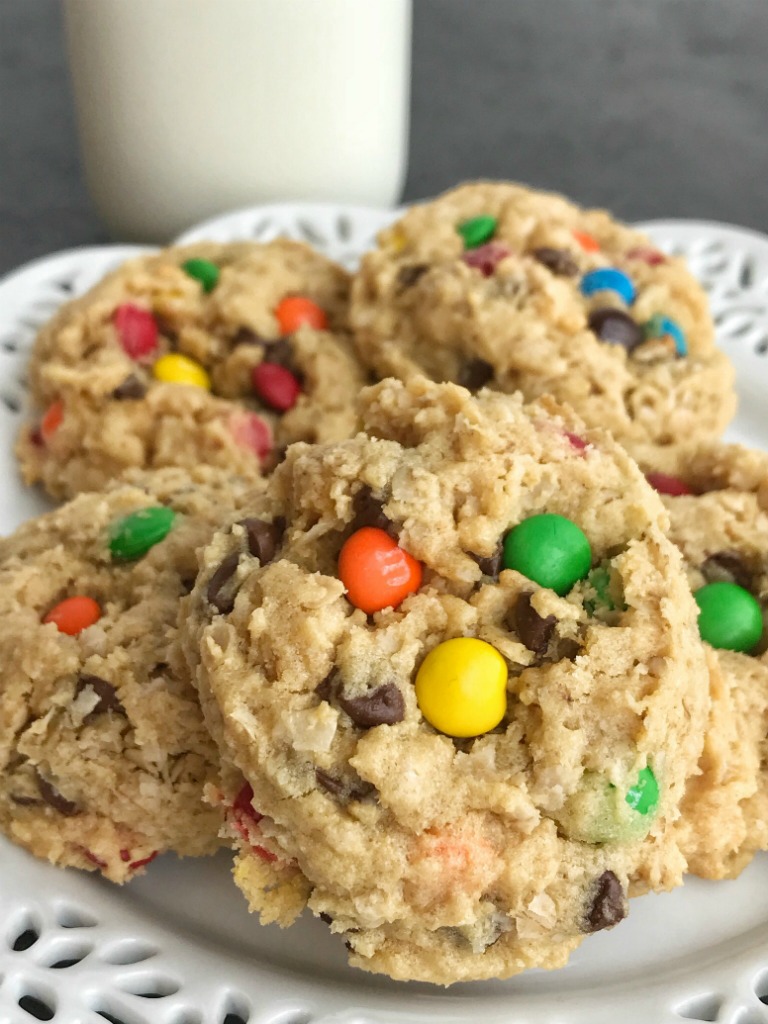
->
1;0;767;275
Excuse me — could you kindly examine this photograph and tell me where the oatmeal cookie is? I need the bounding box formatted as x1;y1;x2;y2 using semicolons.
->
350;181;735;467
18;240;364;499
183;377;709;984
0;466;256;882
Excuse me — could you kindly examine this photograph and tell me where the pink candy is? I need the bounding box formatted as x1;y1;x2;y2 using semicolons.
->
462;242;511;277
627;246;666;266
114;304;159;360
646;472;692;496
230;411;273;461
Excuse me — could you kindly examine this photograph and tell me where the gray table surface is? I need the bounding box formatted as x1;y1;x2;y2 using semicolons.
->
1;0;767;276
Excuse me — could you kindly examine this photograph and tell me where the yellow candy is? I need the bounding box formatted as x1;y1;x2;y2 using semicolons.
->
153;353;211;390
415;637;508;738
386;226;408;254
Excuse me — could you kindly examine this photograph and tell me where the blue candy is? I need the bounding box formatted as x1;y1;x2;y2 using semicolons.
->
580;268;636;305
644;314;687;357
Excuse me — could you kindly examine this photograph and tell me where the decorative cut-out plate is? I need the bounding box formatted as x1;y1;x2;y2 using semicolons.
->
1;206;768;1024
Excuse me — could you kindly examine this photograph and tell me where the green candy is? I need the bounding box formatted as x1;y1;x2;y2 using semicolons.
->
625;766;659;815
182;258;220;293
503;514;591;596
695;582;763;652
555;766;659;844
457;215;497;249
109;506;177;561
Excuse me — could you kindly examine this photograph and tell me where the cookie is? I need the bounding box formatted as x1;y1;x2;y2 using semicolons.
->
183;377;709;985
646;445;768;878
350;181;735;467
0;466;256;883
17;240;364;499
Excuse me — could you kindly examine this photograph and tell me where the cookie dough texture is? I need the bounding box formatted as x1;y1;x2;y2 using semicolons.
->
184;377;709;985
0;466;256;882
18;240;364;499
657;444;768;879
350;181;735;468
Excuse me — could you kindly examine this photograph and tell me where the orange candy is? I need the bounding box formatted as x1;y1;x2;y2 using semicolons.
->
572;230;600;253
338;527;422;614
40;400;64;443
275;296;328;333
43;596;101;635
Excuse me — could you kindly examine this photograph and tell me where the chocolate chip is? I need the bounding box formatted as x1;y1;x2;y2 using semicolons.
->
263;338;295;369
588;308;644;352
233;327;267;346
319;912;334;924
512;592;556;656
112;374;147;400
153;313;178;342
241;517;285;563
396;264;429;290
470;546;502;579
10;794;42;807
701;552;753;591
36;774;79;816
584;870;626;932
315;674;335;703
338;682;405;728
353;486;393;535
458;358;495;392
315;769;347;797
531;247;579;277
206;551;241;614
75;674;126;716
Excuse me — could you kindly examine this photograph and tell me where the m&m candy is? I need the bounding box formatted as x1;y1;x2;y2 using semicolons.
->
251;362;302;412
643;314;687;357
43;596;101;635
40;400;64;443
182;258;220;293
338;527;422;614
695;582;763;652
645;472;692;497
109;506;177;561
503;514;592;596
457;215;497;250
415;637;508;738
114;304;159;360
580;268;636;305
153;353;211;390
275;296;328;333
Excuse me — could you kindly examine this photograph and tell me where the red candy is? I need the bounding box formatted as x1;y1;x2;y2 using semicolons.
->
230;412;273;461
114;304;159;360
129;851;159;870
646;472;692;497
231;782;276;863
573;230;600;253
627;246;666;266
251;362;302;412
275;296;328;333
40;400;64;443
462;242;512;277
43;595;101;635
564;430;588;453
338;527;423;614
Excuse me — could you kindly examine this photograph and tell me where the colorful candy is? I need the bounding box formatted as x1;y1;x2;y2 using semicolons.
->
643;314;687;357
415;637;508;737
572;230;600;253
694;582;763;652
152;353;211;390
251;362;302;411
503;514;591;596
114;304;159;360
626;246;666;266
645;472;692;497
230;411;273;460
40;400;64;443
457;215;497;250
461;242;511;277
109;506;177;560
43;596;101;635
275;296;328;334
182;257;220;293
558;767;659;844
580;268;636;305
338;527;422;614
625;766;659;815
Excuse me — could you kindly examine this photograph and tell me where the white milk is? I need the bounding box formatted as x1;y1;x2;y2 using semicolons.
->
63;0;412;241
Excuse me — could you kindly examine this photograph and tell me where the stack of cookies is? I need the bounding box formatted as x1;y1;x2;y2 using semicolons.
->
2;181;764;986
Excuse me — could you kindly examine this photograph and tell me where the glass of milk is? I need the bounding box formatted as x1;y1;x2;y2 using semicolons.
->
63;0;412;241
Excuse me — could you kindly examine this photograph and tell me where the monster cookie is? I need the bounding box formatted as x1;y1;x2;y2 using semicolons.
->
646;446;768;878
18;240;364;499
183;377;709;985
350;181;735;466
0;466;256;882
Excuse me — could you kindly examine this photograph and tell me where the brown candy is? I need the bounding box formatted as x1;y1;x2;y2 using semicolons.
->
458;358;494;392
112;374;147;400
206;551;241;614
36;773;80;817
337;682;405;728
242;517;285;563
75;674;126;717
512;592;556;656
531;247;579;277
584;870;626;932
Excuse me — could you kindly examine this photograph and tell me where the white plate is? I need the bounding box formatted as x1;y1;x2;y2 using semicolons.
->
1;206;768;1024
